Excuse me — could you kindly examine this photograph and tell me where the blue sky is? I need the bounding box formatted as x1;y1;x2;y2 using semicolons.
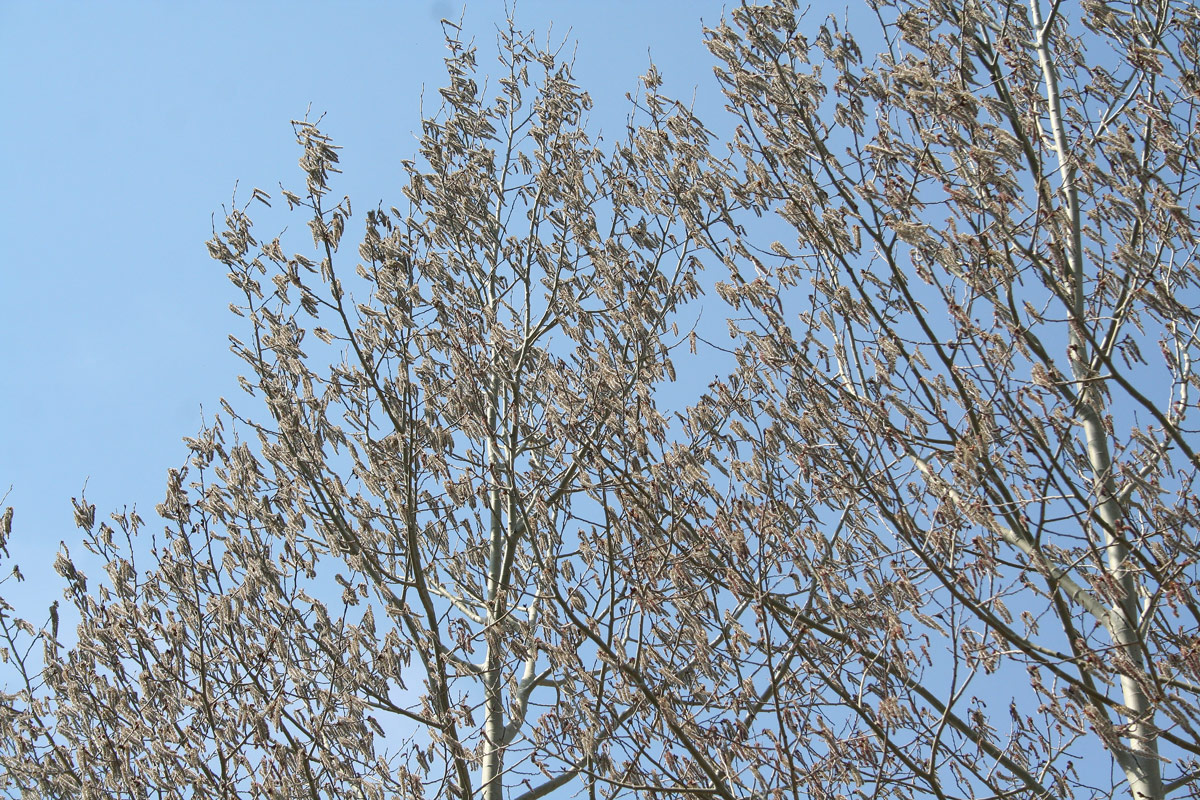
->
0;1;731;597
2;4;1167;796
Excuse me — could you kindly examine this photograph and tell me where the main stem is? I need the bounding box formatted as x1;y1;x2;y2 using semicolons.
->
1029;2;1162;797
482;322;507;800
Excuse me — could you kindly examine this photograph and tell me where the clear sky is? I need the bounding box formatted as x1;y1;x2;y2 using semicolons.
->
0;4;1148;796
0;1;732;602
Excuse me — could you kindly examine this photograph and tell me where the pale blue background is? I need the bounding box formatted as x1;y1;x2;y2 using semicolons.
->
0;1;730;598
0;4;1137;796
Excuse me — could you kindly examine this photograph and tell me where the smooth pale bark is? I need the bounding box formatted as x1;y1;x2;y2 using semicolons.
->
1029;1;1163;795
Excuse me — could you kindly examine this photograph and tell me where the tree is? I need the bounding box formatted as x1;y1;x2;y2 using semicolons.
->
0;19;719;800
668;1;1200;799
3;2;1200;800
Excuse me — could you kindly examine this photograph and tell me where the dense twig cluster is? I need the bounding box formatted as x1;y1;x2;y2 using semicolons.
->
3;3;1200;799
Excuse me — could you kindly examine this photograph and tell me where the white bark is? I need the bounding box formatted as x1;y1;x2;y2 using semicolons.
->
1030;1;1163;796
